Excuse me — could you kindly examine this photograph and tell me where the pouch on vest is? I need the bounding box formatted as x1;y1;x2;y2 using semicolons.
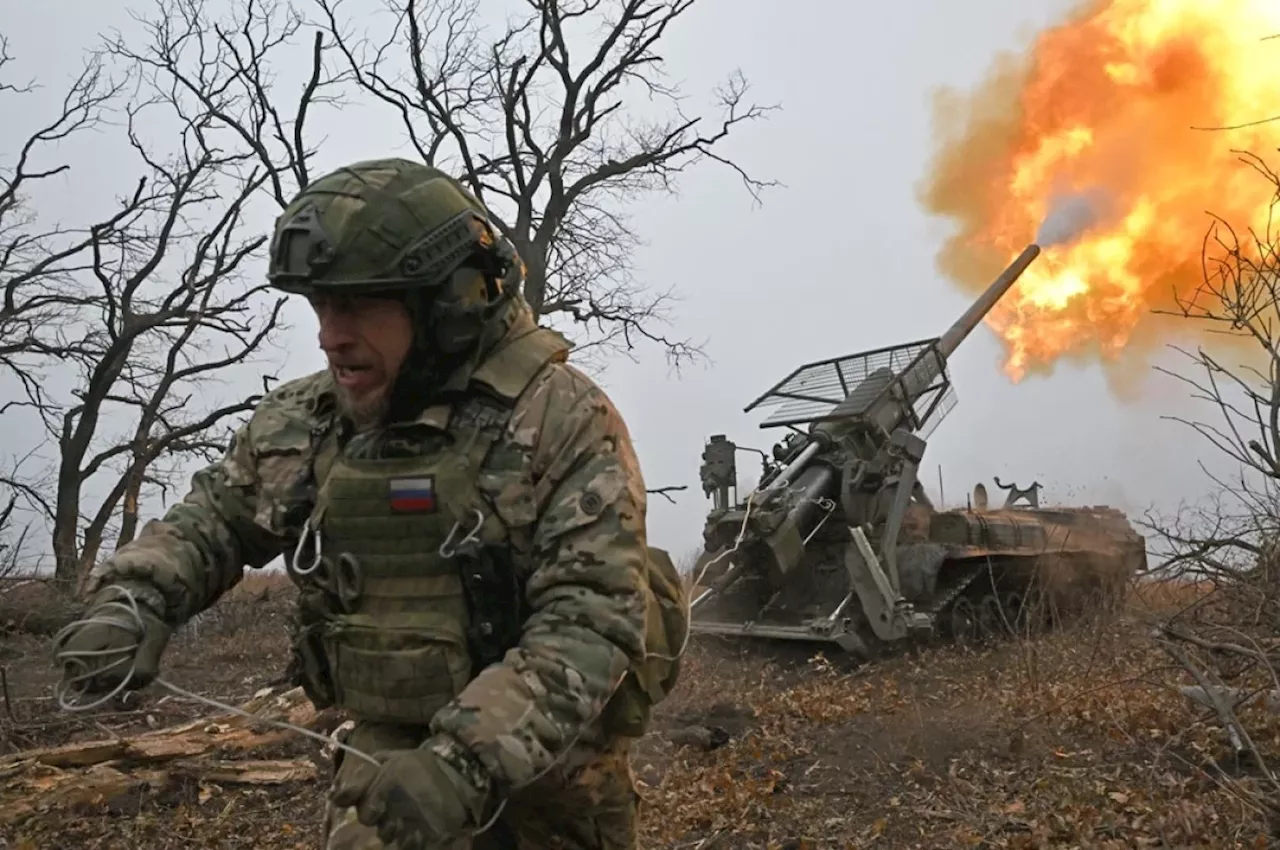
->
292;585;338;709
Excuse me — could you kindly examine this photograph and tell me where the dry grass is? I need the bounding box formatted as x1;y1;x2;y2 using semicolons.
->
0;573;1276;848
641;589;1277;848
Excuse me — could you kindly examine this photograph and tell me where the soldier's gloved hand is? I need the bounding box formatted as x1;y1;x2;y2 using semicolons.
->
329;736;492;850
53;581;173;696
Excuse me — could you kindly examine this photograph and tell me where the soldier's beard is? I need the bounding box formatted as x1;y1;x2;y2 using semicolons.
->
336;386;390;432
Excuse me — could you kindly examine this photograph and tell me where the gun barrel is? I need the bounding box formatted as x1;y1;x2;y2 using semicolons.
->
758;242;1042;497
937;244;1041;359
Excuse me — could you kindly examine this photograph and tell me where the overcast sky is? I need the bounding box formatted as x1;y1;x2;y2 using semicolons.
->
0;0;1252;574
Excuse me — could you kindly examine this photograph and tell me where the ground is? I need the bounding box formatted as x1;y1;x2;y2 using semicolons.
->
1;573;1277;849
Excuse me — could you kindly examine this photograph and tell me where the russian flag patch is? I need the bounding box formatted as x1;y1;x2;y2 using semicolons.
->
388;475;437;513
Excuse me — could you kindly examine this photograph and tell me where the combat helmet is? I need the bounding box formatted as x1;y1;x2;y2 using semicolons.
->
266;158;521;334
268;158;525;414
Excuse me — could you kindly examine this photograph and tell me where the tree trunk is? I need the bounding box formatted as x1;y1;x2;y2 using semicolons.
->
50;489;81;591
117;461;145;549
520;241;548;316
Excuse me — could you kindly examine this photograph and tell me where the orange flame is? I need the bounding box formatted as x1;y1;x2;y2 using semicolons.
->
920;0;1280;382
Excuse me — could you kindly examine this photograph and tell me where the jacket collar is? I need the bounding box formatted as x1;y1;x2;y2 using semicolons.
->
317;294;543;433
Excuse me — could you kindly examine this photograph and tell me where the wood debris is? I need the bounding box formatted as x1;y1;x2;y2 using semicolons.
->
0;685;341;826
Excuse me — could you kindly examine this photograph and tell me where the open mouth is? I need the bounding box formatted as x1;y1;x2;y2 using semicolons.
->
332;364;376;390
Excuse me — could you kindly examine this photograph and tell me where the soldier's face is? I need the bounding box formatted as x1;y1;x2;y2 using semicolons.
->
310;293;413;425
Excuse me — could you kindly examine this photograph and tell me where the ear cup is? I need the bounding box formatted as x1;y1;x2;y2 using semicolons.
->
430;268;489;354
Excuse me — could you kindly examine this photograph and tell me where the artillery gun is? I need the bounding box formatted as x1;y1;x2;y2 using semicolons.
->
691;244;1147;657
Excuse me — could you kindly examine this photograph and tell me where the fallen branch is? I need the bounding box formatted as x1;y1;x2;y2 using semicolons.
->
2;757;319;825
0;685;340;825
0;685;335;771
1156;629;1257;763
1159;621;1278;664
1180;684;1280;714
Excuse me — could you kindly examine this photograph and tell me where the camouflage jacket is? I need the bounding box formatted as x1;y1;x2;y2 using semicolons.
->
84;300;652;794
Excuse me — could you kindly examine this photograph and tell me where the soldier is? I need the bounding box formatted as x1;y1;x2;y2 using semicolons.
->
52;158;689;849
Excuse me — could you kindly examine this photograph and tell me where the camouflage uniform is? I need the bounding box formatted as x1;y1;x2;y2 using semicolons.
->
58;159;688;850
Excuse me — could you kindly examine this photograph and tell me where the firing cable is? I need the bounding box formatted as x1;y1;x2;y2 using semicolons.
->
647;481;839;665
643;489;759;664
50;588;520;836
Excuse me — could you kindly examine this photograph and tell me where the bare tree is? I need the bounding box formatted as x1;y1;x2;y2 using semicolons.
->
94;0;348;558
0;0;341;587
0;38;124;424
0;487;32;579
1141;151;1280;591
105;0;347;209
3;0;767;586
1138;149;1280;815
313;0;778;368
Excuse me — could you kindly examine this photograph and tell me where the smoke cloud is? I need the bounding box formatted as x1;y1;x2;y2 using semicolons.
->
1035;188;1115;247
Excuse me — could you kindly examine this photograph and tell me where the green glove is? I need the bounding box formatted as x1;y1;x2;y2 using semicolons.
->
54;581;173;695
329;736;492;850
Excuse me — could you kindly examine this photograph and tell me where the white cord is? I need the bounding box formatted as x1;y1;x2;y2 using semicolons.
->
45;582;615;838
52;488;750;838
646;481;838;665
50;585;381;767
643;489;759;664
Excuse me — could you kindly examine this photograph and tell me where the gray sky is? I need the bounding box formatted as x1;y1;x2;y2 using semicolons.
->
0;0;1246;573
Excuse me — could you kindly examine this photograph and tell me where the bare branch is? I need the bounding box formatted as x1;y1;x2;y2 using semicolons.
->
0;5;329;586
0;48;130;391
102;0;350;209
646;484;687;505
315;0;778;369
1142;147;1280;807
0;485;33;579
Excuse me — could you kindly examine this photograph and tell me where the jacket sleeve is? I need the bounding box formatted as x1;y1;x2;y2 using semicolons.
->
428;364;650;793
82;389;314;625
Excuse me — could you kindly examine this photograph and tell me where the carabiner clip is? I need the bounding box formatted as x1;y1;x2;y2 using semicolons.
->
439;507;485;558
291;515;324;576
